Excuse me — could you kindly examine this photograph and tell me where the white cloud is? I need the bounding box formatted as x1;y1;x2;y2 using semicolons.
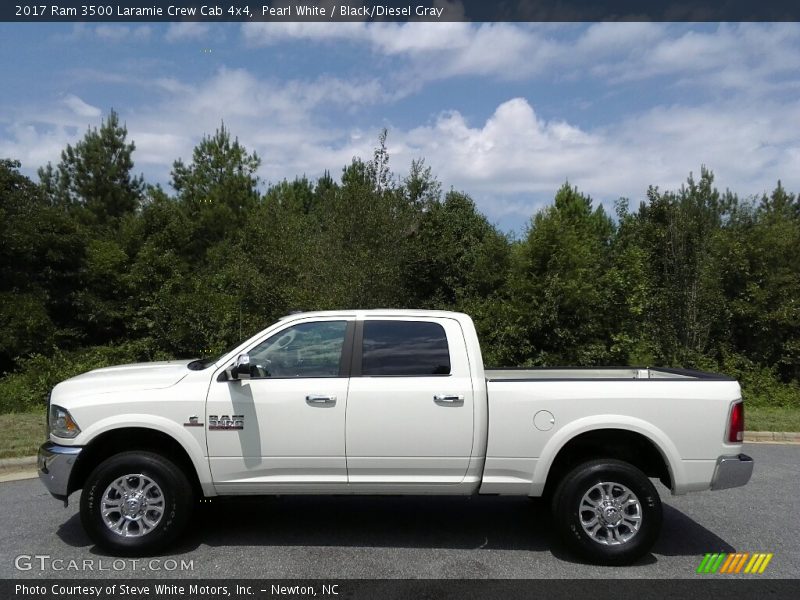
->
94;25;152;42
391;96;800;221
51;23;152;43
586;23;800;92
242;22;556;81
0;123;76;170
62;94;101;118
171;67;386;125
242;22;800;92
165;22;211;42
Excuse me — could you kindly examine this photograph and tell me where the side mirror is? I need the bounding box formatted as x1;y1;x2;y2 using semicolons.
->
225;354;251;381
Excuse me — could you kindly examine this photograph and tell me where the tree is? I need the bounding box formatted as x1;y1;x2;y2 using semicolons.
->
366;128;392;194
38;110;143;225
0;159;84;370
501;183;615;366
632;168;731;364
404;190;510;308
171;123;261;261
35;110;144;342
724;182;800;380
402;158;442;209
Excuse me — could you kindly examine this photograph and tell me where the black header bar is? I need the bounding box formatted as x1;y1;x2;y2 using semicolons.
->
4;1;800;22
3;579;800;600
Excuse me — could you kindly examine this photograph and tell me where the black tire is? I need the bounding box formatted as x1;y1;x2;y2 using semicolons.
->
551;459;662;565
80;451;194;555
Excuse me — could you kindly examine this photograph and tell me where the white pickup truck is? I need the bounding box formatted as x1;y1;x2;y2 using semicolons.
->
38;310;753;564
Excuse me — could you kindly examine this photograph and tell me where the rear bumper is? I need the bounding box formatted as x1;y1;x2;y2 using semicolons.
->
711;453;754;490
38;441;82;501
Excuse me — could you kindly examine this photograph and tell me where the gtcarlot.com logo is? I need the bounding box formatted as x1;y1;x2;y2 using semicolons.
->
15;554;194;572
696;552;773;574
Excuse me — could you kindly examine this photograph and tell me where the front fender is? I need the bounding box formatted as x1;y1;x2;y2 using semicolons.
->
73;414;214;496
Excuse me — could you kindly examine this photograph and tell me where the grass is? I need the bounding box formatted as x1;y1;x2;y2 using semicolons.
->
0;406;796;461
0;411;46;459
746;406;800;432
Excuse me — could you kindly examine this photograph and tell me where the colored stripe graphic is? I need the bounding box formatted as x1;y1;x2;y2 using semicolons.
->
711;553;726;573
697;554;713;573
698;553;727;573
720;554;736;573
697;554;711;573
750;554;766;573
697;552;772;574
745;554;759;573
758;554;773;573
734;553;749;573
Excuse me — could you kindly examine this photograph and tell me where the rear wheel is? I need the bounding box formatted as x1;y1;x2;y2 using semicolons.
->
80;451;194;555
551;459;662;565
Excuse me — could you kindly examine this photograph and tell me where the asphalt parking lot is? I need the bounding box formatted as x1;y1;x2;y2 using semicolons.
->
1;443;797;579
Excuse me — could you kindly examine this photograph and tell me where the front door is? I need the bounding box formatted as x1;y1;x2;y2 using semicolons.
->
207;318;353;492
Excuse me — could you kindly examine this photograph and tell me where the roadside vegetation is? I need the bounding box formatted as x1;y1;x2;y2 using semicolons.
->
1;112;798;432
0;412;45;459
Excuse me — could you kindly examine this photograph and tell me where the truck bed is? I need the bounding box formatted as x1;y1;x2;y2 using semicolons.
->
481;366;742;497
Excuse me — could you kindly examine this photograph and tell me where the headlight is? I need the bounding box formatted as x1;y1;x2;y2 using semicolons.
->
49;405;81;439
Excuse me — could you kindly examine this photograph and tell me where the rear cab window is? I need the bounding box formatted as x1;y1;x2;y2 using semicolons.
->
361;320;451;376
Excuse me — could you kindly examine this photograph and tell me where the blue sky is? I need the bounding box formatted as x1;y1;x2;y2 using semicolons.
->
1;22;799;232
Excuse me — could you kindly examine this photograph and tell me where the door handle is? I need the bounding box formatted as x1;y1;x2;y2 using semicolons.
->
306;395;337;406
434;394;464;405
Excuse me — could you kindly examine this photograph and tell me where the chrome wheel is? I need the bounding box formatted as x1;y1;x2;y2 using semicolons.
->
100;474;165;537
579;481;642;546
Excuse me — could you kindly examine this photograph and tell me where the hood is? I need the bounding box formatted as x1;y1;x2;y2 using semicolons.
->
52;360;194;401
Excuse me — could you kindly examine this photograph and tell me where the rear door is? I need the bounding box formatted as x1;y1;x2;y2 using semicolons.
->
345;317;475;485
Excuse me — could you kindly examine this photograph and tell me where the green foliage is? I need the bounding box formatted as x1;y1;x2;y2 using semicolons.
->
745;406;800;432
1;116;798;419
0;159;84;370
38;110;144;224
497;183;616;366
627;169;731;364
0;412;47;458
723;183;800;381
406;191;510;308
0;292;55;363
171;123;261;262
0;341;170;413
717;352;800;409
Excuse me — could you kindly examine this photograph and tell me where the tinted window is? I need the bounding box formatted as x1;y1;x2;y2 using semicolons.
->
247;321;348;378
361;321;451;376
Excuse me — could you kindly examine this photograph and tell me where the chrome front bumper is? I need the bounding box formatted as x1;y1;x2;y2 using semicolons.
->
38;441;82;502
711;453;754;490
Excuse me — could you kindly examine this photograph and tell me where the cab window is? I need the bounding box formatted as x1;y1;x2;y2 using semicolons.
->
247;321;348;378
361;320;451;376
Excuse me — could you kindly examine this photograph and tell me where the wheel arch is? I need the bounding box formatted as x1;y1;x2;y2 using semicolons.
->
68;427;208;498
537;421;680;498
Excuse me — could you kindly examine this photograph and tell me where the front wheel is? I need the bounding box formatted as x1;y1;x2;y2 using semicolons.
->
80;451;194;555
552;459;662;565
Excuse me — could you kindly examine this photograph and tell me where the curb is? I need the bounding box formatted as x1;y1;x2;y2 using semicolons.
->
0;456;37;482
0;456;36;470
